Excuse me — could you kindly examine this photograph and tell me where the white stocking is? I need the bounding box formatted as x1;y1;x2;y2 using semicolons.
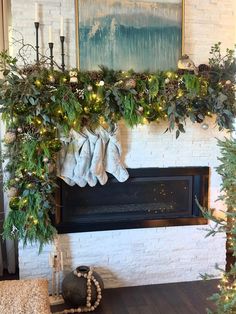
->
57;135;70;178
91;127;109;185
72;130;89;187
105;125;129;182
60;133;77;186
83;128;98;187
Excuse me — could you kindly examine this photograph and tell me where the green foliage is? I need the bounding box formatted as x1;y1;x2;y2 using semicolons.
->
0;44;235;253
199;138;236;313
209;42;236;83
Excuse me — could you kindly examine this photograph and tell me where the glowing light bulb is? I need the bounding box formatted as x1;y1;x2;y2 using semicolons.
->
84;107;90;114
48;75;55;83
35;79;41;87
166;72;173;79
99;116;105;125
142;117;149;125
177;89;184;98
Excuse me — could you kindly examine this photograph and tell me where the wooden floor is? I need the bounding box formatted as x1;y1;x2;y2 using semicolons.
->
52;280;218;314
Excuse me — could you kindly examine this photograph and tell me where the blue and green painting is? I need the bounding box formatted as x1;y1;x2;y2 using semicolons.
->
78;0;182;71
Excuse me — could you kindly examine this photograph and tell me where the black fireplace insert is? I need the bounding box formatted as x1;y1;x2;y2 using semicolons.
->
54;167;209;233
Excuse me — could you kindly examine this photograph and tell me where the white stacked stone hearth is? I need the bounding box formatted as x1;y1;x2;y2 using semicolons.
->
10;0;236;289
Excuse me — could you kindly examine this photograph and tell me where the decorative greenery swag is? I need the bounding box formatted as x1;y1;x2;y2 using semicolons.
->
0;43;235;252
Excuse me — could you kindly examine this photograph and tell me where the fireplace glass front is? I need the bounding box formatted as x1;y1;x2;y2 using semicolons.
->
54;167;209;233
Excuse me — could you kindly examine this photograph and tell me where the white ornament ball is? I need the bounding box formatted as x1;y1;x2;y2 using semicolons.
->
201;123;209;130
165;78;170;84
43;157;49;163
8;187;18;197
98;80;105;86
87;85;93;91
17;127;23;133
4;131;16;144
225;80;232;85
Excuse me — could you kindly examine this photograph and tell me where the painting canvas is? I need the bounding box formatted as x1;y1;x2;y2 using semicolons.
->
77;0;183;71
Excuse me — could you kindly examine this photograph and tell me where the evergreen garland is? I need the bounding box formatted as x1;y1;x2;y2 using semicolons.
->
0;43;235;254
199;138;236;313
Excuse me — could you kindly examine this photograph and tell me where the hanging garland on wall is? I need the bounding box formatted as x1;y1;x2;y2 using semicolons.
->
0;43;235;251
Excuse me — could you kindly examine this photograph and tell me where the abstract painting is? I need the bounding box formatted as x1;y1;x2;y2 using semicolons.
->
76;0;183;71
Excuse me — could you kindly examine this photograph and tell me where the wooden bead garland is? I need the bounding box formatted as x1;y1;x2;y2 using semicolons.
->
62;267;102;313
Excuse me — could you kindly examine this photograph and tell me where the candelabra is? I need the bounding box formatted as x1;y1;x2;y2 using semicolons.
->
60;36;65;72
34;22;40;63
48;42;54;70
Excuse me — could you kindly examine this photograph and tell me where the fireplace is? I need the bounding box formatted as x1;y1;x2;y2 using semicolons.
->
54;167;208;233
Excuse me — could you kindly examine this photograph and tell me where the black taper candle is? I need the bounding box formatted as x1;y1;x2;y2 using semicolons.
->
34;22;40;63
48;42;54;70
60;36;65;72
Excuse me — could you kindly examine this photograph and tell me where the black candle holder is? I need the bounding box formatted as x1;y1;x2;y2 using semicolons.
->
48;42;54;70
60;36;65;72
34;22;40;63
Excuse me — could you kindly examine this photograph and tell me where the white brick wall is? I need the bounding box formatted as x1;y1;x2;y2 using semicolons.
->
12;0;236;288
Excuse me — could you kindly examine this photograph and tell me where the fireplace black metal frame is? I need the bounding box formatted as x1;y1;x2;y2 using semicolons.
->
53;167;209;234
